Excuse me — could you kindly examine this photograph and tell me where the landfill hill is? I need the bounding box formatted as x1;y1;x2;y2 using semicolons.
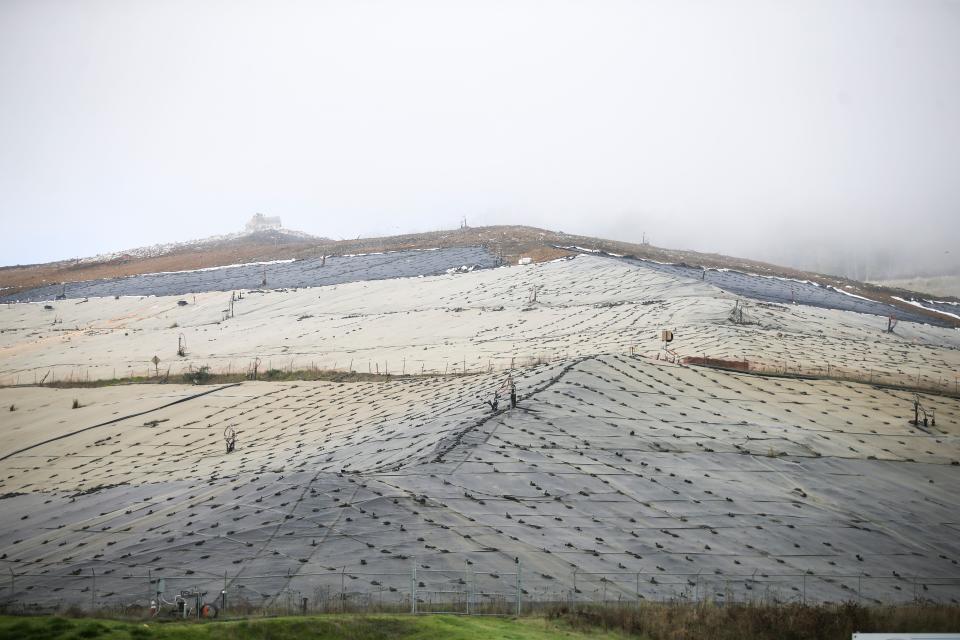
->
0;237;958;613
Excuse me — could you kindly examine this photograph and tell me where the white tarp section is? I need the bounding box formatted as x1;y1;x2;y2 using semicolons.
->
0;255;958;610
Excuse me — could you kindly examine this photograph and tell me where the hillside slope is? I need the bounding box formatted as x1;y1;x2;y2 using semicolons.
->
0;254;958;611
2;225;956;327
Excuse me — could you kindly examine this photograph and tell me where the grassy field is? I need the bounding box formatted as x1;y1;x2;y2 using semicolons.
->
2;605;959;640
0;614;628;640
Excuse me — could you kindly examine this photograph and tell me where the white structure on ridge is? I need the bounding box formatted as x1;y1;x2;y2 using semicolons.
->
246;213;282;232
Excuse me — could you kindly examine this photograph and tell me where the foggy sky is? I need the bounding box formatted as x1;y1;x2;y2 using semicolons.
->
1;0;958;279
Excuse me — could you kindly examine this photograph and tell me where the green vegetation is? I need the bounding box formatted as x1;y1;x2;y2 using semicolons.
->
547;603;960;640
1;605;959;640
0;614;624;640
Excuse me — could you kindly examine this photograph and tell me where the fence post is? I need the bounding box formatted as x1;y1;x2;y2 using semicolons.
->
8;569;13;600
223;570;228;615
147;569;151;608
91;569;96;611
466;561;472;615
410;558;416;615
516;559;522;617
340;567;346;612
802;573;806;605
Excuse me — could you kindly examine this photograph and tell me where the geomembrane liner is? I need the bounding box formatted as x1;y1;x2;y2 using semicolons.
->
1;246;499;303
0;356;957;610
1;254;958;612
621;257;949;327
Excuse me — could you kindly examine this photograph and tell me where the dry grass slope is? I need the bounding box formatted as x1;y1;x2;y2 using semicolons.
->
548;602;960;640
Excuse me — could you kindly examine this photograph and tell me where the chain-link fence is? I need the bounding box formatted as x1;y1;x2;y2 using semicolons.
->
3;563;958;618
569;571;960;607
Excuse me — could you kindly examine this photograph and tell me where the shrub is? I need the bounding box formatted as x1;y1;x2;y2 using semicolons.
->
183;365;211;385
74;620;108;638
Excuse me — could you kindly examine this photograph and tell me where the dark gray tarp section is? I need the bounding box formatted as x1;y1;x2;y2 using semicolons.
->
1;246;500;303
621;257;950;327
